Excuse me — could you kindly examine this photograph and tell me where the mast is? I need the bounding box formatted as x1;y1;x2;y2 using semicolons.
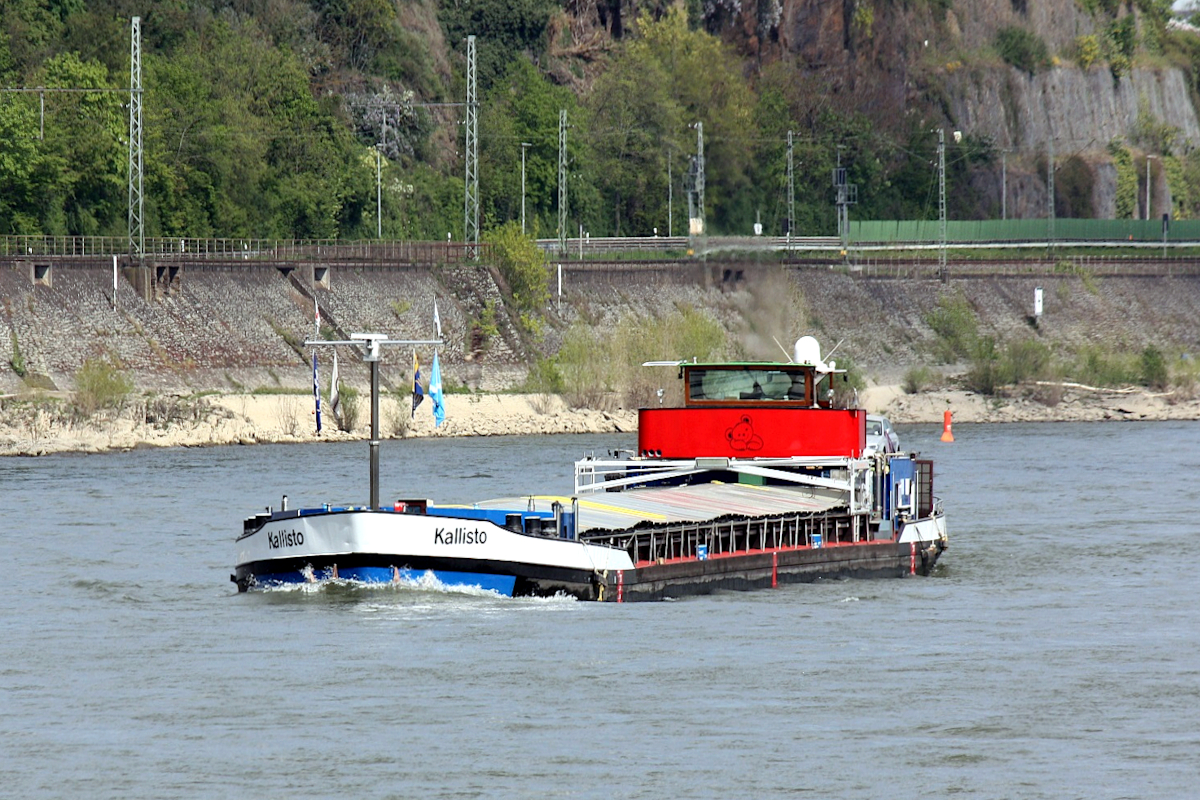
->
306;334;442;508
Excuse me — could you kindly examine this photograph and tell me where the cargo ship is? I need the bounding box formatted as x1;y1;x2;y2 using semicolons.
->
233;336;947;600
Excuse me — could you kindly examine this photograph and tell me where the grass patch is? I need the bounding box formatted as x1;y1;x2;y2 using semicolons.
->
1067;346;1141;387
1053;259;1098;295
251;386;311;395
268;317;305;357
385;390;412;437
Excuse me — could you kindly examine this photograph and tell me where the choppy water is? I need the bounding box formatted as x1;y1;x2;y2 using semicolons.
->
2;424;1198;799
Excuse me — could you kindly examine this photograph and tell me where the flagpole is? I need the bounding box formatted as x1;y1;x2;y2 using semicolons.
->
312;298;322;432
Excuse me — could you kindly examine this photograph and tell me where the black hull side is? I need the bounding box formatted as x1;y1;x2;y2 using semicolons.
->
602;541;938;602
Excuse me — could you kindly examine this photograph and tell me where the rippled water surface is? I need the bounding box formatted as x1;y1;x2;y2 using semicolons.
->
2;424;1198;798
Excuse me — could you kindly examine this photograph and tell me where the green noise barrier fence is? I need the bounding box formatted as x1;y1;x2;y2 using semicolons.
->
848;218;1200;243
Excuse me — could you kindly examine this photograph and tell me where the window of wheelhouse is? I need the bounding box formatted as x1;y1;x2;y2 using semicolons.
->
684;367;811;405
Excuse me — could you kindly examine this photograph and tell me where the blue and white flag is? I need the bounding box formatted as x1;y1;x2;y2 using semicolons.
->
311;350;322;433
430;351;445;428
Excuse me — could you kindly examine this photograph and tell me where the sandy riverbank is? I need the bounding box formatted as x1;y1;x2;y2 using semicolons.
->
0;392;638;457
1;385;1196;457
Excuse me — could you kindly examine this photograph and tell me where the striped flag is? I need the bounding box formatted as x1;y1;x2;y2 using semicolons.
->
411;349;424;418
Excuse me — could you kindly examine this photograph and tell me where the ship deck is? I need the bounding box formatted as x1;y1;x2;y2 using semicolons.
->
467;482;844;535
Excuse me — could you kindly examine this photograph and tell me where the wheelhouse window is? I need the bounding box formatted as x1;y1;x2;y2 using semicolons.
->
685;367;810;405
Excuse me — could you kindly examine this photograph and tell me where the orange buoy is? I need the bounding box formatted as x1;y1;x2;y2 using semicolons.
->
940;410;954;442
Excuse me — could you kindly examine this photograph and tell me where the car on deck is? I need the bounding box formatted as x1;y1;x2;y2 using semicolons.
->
865;414;899;454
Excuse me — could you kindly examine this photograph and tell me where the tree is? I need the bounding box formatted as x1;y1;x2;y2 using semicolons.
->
439;0;558;91
484;221;549;317
0;93;41;233
585;51;683;236
32;53;124;235
619;8;754;234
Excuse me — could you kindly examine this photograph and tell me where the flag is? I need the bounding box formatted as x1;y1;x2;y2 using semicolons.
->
430;351;445;428
314;298;321;339
330;350;342;422
411;349;424;418
433;299;442;339
311;350;322;433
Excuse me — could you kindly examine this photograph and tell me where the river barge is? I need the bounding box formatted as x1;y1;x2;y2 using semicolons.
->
233;336;947;600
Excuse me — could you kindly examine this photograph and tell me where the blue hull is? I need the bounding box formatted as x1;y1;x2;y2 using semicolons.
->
251;566;518;596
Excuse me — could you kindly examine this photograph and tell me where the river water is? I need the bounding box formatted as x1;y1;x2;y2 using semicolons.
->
2;422;1197;799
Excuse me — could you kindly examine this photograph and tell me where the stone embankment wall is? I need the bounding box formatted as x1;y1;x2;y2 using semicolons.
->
3;257;1200;395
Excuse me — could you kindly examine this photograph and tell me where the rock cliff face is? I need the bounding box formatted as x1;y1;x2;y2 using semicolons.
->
761;0;1200;218
947;67;1200;154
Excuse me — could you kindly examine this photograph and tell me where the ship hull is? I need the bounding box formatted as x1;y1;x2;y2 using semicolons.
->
234;506;945;603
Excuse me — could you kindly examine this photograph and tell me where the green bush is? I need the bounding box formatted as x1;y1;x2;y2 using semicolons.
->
522;356;564;394
74;357;133;416
1108;141;1139;219
336;385;360;432
1075;34;1101;69
1003;339;1052;384
995;27;1051;74
925;294;979;363
471;301;500;354
902;365;934;394
1140;346;1168;390
9;331;26;378
966;336;1001;395
1107;16;1137;61
484;222;550;319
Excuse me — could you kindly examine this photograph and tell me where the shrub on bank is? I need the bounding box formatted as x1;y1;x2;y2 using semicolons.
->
9;331;26;378
902;366;934;394
73;358;133;417
1141;346;1168;390
925;294;979;363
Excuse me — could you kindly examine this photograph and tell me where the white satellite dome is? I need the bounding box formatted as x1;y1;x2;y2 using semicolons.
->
793;336;822;366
